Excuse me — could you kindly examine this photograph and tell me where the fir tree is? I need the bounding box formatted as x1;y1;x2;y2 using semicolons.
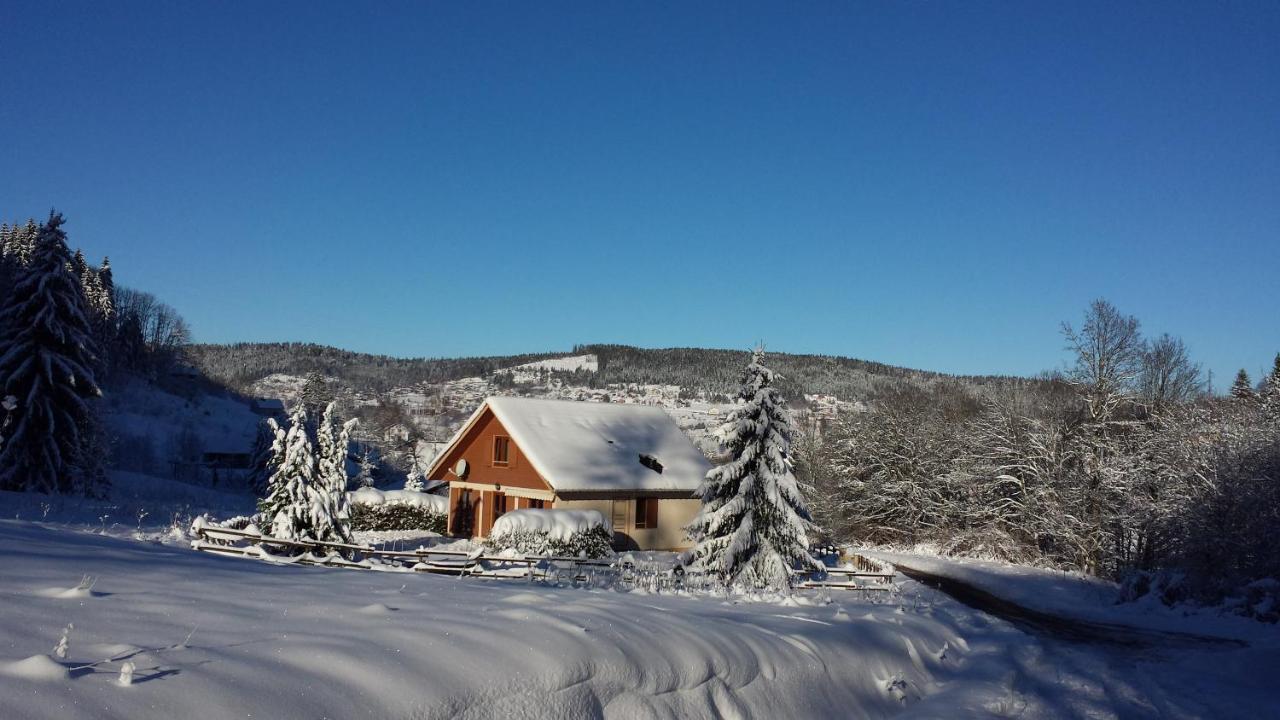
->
355;447;377;489
404;466;425;492
0;212;103;495
1230;369;1256;401
255;417;290;525
247;418;283;496
268;405;322;542
1262;354;1280;415
70;248;87;280
686;347;822;591
314;402;355;544
300;372;331;419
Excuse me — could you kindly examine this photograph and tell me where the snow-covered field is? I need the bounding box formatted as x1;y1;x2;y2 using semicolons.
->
511;354;599;375
4;521;1279;719
0;520;1026;720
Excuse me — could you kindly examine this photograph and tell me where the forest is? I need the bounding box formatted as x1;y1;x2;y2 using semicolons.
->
186;339;1048;404
795;301;1280;612
1;213;192;496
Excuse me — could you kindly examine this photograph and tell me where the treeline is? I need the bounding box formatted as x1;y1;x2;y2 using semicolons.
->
797;300;1280;611
187;339;1050;405
186;342;569;393
0;212;192;496
576;343;1048;403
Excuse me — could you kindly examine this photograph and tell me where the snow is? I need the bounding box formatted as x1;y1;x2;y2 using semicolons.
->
348;487;447;514
0;655;71;682
4;520;1280;718
441;396;712;493
866;550;1280;643
101;376;260;458
0;519;1008;719
509;354;599;374
491;509;609;540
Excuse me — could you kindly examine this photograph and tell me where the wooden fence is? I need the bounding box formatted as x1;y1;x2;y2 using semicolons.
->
190;523;896;591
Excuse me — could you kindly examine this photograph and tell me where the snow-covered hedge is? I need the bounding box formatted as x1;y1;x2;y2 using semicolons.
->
347;488;447;533
348;488;447;513
485;509;614;558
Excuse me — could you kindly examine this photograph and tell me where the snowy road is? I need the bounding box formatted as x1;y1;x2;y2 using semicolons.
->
890;560;1280;719
895;563;1246;651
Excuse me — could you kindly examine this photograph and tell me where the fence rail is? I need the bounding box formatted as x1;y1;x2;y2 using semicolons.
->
190;523;895;591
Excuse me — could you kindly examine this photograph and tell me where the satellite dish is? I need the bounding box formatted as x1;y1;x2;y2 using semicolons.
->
454;459;469;479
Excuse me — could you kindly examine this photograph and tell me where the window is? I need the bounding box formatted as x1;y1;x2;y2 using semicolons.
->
634;498;658;529
494;493;507;518
493;436;510;466
529;499;545;509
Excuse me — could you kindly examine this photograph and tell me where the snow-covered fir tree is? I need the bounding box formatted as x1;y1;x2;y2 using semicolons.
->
404;467;426;492
255;416;291;527
686;347;822;591
1230;369;1256;401
266;405;321;541
247;418;284;497
259;402;354;547
300;372;331;419
1262;354;1280;416
355;447;377;489
0;212;104;495
314;402;356;544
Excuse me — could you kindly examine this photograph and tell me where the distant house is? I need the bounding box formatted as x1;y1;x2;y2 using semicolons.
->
383;423;412;443
426;397;711;551
250;398;286;418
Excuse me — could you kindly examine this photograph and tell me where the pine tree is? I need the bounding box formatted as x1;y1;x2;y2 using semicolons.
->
355;447;377;489
404;466;425;492
313;402;355;544
247;418;283;496
70;248;87;281
1230;369;1256;401
686;347;822;591
0;212;103;495
1262;354;1280;416
255;417;291;525
268;405;322;542
93;257;116;348
300;372;331;419
0;225;12;308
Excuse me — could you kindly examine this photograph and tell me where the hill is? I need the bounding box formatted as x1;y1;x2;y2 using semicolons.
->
186;341;1044;403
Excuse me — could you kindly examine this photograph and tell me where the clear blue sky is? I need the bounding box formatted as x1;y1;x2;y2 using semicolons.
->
2;2;1277;386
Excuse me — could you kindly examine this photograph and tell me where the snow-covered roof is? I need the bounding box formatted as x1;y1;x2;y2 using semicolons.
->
439;397;711;494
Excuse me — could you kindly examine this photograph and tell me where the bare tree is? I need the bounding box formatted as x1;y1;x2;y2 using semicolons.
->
1062;299;1144;422
1138;333;1205;408
112;286;190;375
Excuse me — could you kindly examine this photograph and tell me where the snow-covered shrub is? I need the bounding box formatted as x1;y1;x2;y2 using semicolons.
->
346;488;447;532
1118;570;1189;607
349;503;446;532
484;509;614;559
217;515;255;531
1233;579;1280;623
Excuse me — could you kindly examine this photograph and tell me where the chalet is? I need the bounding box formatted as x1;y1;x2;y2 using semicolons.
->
426;397;711;551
